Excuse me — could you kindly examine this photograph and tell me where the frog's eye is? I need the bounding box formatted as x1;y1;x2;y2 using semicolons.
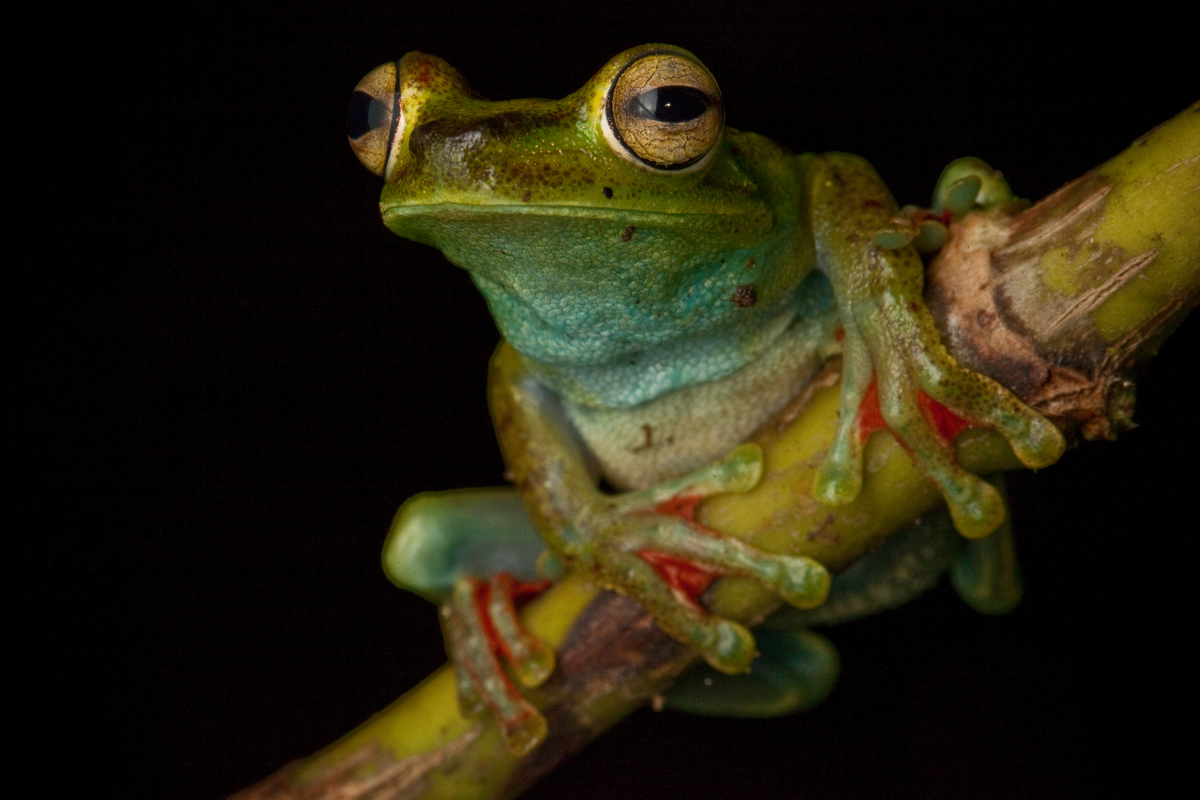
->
603;51;723;172
348;62;403;178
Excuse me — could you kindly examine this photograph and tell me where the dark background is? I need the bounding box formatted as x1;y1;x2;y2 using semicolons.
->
24;2;1196;798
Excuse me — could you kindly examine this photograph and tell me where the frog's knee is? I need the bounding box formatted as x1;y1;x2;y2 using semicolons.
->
382;487;545;601
664;629;839;717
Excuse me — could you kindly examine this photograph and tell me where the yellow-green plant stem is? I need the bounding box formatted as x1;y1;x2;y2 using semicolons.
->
282;576;599;798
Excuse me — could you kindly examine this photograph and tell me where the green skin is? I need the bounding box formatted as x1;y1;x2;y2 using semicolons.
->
352;44;1064;755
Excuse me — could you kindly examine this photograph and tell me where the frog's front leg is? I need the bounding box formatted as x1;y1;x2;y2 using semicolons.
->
490;345;831;676
382;488;557;755
808;154;1065;538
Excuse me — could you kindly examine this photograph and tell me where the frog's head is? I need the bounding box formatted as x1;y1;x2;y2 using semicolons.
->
348;45;804;369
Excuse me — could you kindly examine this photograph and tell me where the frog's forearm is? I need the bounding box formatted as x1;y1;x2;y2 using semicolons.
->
237;104;1198;800
487;345;602;554
488;343;831;675
805;152;1066;537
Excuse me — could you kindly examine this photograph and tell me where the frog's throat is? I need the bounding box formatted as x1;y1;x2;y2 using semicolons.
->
563;299;842;489
515;271;837;410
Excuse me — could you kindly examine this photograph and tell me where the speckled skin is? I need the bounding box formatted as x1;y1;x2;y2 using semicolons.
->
381;49;813;408
365;45;1065;752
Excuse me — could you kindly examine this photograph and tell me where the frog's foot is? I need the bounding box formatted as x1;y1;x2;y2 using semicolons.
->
571;444;831;674
878;157;1017;254
810;153;1064;539
662;628;839;717
382;488;559;756
932;157;1018;218
441;573;554;756
816;323;1064;538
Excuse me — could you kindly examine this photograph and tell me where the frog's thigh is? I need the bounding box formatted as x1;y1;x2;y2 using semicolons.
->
667;511;961;718
664;628;839;717
770;510;963;629
381;487;546;602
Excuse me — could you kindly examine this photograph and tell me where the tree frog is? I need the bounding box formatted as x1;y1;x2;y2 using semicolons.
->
347;44;1064;755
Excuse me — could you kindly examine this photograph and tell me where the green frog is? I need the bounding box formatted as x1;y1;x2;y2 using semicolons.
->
347;44;1064;755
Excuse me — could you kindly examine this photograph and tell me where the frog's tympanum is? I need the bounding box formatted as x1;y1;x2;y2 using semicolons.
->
348;45;1064;755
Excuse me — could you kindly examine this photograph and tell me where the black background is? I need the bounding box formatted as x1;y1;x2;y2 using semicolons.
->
24;2;1197;798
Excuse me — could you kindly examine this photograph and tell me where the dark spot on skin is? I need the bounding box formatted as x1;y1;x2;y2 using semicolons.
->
731;284;757;307
864;199;882;207
622;225;635;242
745;258;756;271
632;424;654;453
806;513;840;544
603;187;613;199
522;190;532;202
730;146;741;156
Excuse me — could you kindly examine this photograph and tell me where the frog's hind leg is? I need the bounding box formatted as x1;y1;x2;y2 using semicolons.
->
665;510;962;716
665;481;1022;718
663;628;840;717
382;487;559;755
383;487;551;601
773;508;964;627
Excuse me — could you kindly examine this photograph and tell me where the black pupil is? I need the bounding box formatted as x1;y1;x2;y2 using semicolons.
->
632;86;709;123
347;90;387;139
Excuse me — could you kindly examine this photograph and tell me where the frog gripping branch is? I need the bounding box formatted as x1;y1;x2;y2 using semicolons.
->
804;152;1066;537
334;43;1194;772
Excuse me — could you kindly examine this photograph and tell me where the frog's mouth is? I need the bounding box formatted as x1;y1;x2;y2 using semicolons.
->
382;202;774;261
382;201;772;235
